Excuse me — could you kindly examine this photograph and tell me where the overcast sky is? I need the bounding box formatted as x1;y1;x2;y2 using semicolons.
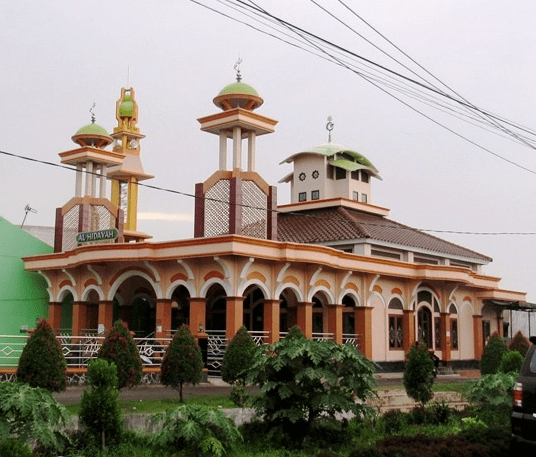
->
1;1;536;302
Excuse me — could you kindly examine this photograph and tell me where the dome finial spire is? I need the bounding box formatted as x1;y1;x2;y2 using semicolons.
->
90;102;96;124
326;116;334;143
234;57;243;82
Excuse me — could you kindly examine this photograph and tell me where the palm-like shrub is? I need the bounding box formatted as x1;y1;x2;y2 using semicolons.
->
16;318;66;392
221;326;258;405
247;326;377;441
160;324;204;402
508;330;530;357
79;358;122;449
151;404;242;457
403;342;434;406
480;332;507;375
97;320;142;389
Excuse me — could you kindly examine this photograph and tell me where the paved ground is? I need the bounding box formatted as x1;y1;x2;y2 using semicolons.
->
52;372;480;404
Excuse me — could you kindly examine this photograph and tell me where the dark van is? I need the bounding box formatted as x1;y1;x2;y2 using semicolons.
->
512;336;536;450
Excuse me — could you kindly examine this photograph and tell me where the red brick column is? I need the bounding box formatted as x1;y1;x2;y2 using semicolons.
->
225;296;244;340
263;299;281;343
327;303;343;344
355;306;372;359
297;302;313;339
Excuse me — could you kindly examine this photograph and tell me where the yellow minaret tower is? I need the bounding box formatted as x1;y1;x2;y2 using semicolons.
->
108;88;153;242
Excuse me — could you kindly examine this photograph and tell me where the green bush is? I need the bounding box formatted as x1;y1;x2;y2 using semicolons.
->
221;326;258;406
16;318;67;392
403;342;434;406
79;359;123;448
246;326;377;443
0;438;33;457
0;381;71;453
500;349;523;374
480;332;507;375
508;330;531;357
381;409;408;434
160;324;204;402
465;371;516;426
150;404;242;457
97;320;143;390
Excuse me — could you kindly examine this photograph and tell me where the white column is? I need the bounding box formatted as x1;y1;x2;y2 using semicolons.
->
232;126;242;170
75;164;83;197
99;165;107;198
219;131;228;171
85;161;93;197
91;163;98;197
247;131;256;172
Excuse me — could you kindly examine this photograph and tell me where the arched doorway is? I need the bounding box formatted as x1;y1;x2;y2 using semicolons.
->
417;306;433;348
171;285;190;330
243;285;265;332
342;294;357;340
279;288;299;335
205;283;227;331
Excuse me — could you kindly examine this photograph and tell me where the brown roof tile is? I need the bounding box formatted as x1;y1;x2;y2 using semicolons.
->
277;206;492;262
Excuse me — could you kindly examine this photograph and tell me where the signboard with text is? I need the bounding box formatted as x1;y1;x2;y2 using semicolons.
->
76;228;118;244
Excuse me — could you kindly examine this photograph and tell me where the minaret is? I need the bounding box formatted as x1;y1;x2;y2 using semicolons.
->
54;105;125;252
195;63;278;239
108;88;153;242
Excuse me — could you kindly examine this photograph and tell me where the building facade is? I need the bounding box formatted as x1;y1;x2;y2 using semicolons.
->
22;72;528;370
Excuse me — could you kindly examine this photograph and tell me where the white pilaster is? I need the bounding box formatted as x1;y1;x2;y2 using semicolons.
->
232;126;242;170
100;165;107;198
75;164;83;197
85;161;93;197
219;131;228;171
247;131;256;172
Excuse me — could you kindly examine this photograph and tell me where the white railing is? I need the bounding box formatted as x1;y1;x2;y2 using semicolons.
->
312;332;334;342
0;334;172;369
248;330;269;345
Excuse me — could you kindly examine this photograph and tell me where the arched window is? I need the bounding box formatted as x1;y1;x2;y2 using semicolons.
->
449;303;458;350
388;297;404;350
418;307;433;348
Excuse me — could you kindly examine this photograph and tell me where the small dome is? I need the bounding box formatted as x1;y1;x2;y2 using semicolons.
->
72;122;112;148
75;122;109;137
119;93;134;117
213;81;264;111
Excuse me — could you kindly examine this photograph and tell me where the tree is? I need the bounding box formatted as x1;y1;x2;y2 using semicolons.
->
500;350;523;374
403;342;435;406
508;330;531;357
480;332;507;375
16;318;67;392
221;326;258;406
160;324;204;402
79;359;122;449
247;326;377;441
97;320;143;389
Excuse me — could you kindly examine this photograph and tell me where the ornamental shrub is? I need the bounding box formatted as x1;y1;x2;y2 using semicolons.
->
0;439;33;457
221;326;258;406
403;342;434;406
500;349;523;373
480;332;507;375
16;318;67;392
508;330;531;357
247;326;377;442
160;324;204;402
79;358;122;449
150;404;242;457
97;320;142;389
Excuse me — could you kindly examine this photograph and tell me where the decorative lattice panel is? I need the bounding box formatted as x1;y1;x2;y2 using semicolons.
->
242;180;267;239
205;179;230;237
62;205;80;251
86;205;116;246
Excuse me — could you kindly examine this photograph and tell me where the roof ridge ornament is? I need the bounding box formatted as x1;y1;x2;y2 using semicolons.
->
326;116;334;143
234;57;243;82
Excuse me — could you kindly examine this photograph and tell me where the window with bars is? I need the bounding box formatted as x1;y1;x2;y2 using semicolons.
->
389;315;403;349
451;319;458;350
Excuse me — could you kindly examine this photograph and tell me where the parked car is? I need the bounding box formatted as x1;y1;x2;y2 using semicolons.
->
512;336;536;450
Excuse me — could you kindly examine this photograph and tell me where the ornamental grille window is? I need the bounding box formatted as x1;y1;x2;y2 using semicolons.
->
205;179;230;237
451;319;458;349
435;317;441;348
242;180;267;239
389;315;403;349
62;205;80;251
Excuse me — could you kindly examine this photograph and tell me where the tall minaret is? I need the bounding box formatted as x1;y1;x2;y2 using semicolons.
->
108;88;153;242
195;63;278;240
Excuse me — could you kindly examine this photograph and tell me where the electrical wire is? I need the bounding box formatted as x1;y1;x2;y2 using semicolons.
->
2;148;535;236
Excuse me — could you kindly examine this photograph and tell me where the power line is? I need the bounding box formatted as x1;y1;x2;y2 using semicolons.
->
2;148;535;236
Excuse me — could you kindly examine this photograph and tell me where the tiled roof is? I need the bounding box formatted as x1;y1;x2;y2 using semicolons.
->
277;206;492;262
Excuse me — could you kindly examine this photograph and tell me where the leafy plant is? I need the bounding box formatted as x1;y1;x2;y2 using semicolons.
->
79;358;123;449
246;326;377;442
160;324;204;402
221;326;258;406
479;332;507;375
465;371;516;426
150;404;242;457
97;320;143;390
0;381;71;453
499;349;523;373
508;330;531;357
16;318;67;392
0;438;33;457
403;342;434;406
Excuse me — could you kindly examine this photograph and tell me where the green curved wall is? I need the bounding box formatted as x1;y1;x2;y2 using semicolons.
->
0;216;52;335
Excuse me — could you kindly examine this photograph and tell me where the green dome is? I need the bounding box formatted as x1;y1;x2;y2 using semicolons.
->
218;81;259;97
75;122;109;137
119;93;134;117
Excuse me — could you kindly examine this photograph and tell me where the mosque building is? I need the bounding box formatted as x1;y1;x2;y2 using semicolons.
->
21;69;529;373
